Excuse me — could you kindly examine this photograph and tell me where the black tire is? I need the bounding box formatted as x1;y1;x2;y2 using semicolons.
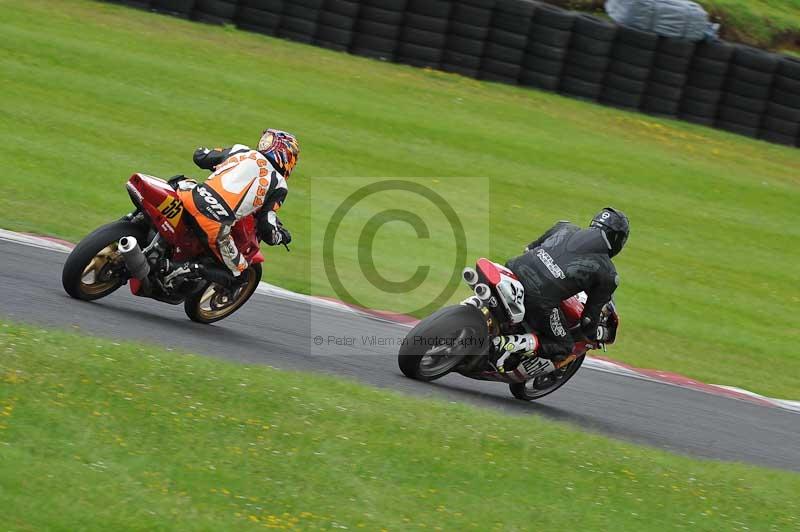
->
765;102;800;123
451;5;492;28
657;37;695;58
524;55;563;76
722;92;767;114
184;264;262;324
758;130;797;146
617;25;658;49
397;43;443;68
236;7;280;34
529;25;571;48
449;21;489;40
773;74;800;94
680;98;718;118
654;52;691;73
726;78;772;100
351;35;397;60
533;4;575;31
358;6;403;25
608;59;650;81
441;61;479;78
573;14;616;41
318;11;355;30
689;57;730;76
733;45;779;73
487;28;528;50
771;87;800;109
601;86;643;109
565;49;609;71
717;105;762;128
278;18;318;42
442;50;482;70
479;58;521;84
240;0;282;9
563;63;605;83
355;20;401;39
62;220;147;301
649;68;686;88
398;305;489;381
483;42;525;64
407;0;450;18
570;34;614;56
322;0;359;17
401;28;447;48
686;71;726;90
509;355;585;401
611;43;655;67
605;73;646;94
694;40;735;62
446;35;485;57
527;41;568;61
682;85;722;104
728;65;775;86
642;95;679;116
519;70;561;91
193;0;237;22
715;120;759;138
151;0;194;16
778;57;800;81
560;76;602;100
645;81;682;101
760;115;800;137
681;113;715;126
403;13;448;33
315;26;353;50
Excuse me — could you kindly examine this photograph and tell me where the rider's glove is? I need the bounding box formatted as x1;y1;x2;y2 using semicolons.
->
259;211;291;246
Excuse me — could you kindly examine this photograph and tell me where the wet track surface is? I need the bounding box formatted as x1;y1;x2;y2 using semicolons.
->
1;239;798;472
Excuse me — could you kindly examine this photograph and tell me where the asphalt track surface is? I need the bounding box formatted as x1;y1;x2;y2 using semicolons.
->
1;239;798;472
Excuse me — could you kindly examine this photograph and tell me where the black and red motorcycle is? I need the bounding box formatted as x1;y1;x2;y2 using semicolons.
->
398;258;619;401
62;173;265;324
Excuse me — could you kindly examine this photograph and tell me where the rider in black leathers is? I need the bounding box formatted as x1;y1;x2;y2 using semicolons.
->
493;208;630;370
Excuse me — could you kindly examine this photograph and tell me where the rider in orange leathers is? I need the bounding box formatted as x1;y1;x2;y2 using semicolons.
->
174;129;299;282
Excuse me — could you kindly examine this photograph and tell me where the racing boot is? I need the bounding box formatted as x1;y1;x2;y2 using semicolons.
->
492;334;539;373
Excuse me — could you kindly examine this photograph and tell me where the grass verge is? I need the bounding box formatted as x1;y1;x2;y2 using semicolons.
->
1;321;798;530
0;0;798;397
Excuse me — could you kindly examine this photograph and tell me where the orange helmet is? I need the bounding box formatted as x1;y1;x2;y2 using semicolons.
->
258;129;300;178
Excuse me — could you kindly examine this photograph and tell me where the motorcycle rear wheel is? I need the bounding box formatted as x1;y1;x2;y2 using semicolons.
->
62;220;147;301
184;263;262;324
509;354;585;401
398;305;489;382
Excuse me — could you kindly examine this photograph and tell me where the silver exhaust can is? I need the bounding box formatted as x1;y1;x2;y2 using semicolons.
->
118;236;150;280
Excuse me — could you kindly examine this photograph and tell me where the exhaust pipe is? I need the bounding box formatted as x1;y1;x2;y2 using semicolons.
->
118;236;150;281
462;267;479;287
474;283;491;301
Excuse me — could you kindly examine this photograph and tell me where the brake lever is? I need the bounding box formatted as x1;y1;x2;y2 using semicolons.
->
282;243;290;252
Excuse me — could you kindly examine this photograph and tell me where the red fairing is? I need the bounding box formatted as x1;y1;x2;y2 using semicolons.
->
476;258;501;285
126;173;263;265
231;216;264;265
560;296;584;327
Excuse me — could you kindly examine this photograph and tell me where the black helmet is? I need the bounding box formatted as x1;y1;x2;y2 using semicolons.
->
590;207;629;258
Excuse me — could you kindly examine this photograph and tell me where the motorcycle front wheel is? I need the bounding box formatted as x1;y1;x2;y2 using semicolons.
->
509;354;585;401
398;305;489;382
184;263;262;324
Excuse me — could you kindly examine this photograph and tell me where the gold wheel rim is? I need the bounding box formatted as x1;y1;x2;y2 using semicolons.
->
195;270;257;320
80;244;122;296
